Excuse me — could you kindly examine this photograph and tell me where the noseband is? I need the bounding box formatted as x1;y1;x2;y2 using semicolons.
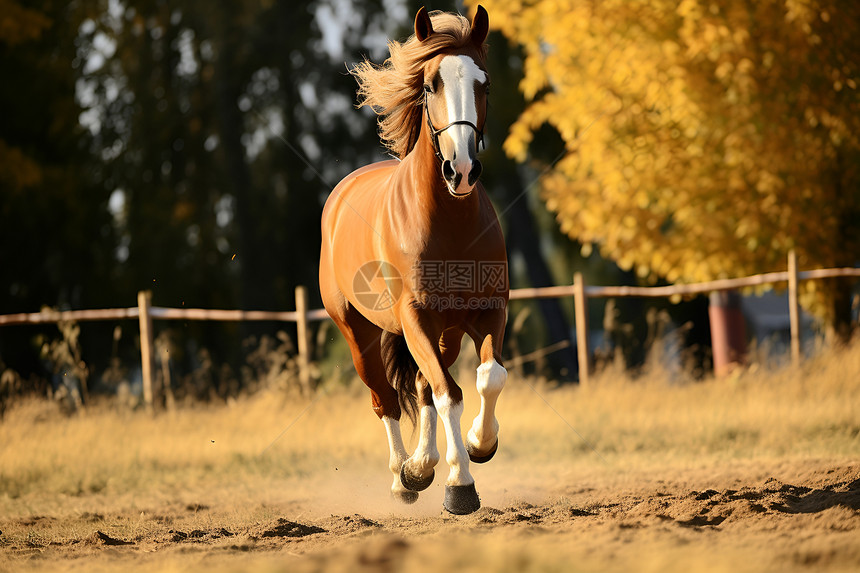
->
424;100;486;165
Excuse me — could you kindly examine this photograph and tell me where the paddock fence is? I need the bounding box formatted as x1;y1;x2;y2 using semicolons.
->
511;251;860;385
1;251;858;408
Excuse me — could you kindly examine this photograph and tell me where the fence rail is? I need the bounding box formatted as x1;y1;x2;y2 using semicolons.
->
510;267;860;300
0;307;142;325
1;251;858;408
0;305;332;326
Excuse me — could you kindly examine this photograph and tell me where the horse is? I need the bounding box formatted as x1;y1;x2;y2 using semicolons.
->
319;5;507;515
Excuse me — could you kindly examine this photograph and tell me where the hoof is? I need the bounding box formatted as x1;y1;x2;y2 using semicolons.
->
444;483;481;515
466;439;498;464
392;489;419;504
400;463;434;492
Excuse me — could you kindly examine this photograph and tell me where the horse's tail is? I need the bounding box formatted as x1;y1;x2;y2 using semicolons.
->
380;331;419;425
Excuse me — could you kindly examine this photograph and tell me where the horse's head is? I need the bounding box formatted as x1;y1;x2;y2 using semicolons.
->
416;6;490;197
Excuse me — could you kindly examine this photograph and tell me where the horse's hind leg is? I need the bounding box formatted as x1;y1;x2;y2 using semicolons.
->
381;413;414;503
466;312;508;463
399;379;437;492
324;299;414;503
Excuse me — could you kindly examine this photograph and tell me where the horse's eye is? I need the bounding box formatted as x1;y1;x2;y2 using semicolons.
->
423;84;433;94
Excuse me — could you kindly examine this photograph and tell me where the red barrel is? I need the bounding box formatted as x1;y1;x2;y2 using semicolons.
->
709;290;747;377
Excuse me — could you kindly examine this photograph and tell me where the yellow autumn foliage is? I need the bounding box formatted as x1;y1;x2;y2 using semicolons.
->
474;0;860;330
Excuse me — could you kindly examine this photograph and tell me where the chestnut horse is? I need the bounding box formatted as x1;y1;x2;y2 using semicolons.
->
319;6;507;515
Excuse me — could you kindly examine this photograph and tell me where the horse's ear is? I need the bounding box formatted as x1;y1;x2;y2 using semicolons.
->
471;5;489;47
414;7;434;42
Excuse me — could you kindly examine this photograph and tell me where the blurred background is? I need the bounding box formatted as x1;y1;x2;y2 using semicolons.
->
1;0;858;409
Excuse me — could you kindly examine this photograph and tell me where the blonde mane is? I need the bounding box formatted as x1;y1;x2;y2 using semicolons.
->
352;12;487;159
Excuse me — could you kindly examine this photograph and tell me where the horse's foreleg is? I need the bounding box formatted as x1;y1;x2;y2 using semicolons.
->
402;314;479;514
400;329;461;491
466;359;506;462
466;325;508;463
433;392;481;515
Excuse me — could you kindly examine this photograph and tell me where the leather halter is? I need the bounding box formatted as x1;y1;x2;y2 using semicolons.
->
424;98;486;164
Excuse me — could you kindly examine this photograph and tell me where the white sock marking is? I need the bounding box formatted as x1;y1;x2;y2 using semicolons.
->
468;359;507;452
382;416;409;494
406;404;440;476
432;393;474;486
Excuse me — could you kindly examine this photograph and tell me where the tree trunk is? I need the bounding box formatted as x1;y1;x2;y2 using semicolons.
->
505;196;579;380
214;17;268;313
826;278;855;346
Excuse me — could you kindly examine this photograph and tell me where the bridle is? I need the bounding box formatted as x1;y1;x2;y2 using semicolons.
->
424;96;487;165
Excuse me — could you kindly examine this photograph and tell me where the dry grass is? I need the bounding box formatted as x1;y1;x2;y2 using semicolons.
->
1;341;859;572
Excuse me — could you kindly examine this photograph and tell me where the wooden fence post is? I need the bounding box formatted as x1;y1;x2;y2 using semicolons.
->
137;290;155;412
573;272;590;387
295;285;312;394
788;250;801;365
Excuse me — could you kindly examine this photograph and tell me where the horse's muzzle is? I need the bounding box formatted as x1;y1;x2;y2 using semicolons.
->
468;159;482;187
443;158;482;196
442;159;462;191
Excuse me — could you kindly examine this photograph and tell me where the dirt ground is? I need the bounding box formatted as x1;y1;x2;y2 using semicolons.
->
2;459;859;573
2;345;860;572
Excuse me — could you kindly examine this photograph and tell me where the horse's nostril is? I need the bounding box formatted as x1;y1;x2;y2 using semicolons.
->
442;160;456;181
468;160;483;186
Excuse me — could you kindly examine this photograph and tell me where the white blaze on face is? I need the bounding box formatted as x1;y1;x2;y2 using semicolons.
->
438;55;486;193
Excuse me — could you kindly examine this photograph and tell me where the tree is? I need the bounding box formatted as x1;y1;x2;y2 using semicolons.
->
1;0;411;384
79;0;405;311
1;1;117;375
477;0;860;341
479;27;580;378
0;0;49;205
